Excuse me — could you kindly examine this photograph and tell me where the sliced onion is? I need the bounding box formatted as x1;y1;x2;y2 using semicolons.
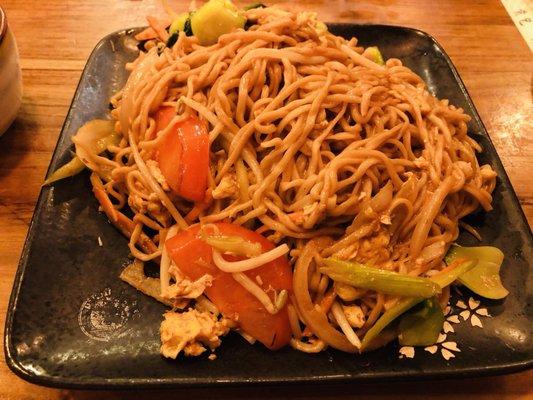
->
331;302;362;349
71;120;115;171
287;303;303;339
293;243;357;353
290;338;327;353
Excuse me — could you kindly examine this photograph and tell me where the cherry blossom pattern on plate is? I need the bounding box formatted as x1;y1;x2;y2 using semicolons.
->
398;295;492;361
455;296;491;328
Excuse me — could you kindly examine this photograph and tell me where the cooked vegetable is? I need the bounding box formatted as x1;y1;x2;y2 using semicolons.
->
190;0;246;45
183;16;193;36
243;2;266;10
294;246;357;353
120;261;172;306
43;156;86;186
361;260;477;349
78;121;120;161
445;245;508;299
321;257;441;298
166;32;179;47
362;46;385;65
167;12;194;47
43;120;119;186
74;119;119;167
361;297;420;350
154;106;209;202
399;298;444;346
202;232;262;258
348;182;393;232
169;13;189;34
331;301;362;349
153;105;175;137
430;259;478;288
165;222;293;350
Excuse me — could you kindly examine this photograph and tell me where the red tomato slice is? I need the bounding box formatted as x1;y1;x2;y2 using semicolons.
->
153;106;175;138
153;107;209;202
165;223;293;350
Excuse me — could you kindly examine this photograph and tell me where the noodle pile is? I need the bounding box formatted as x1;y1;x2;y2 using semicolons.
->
87;6;496;354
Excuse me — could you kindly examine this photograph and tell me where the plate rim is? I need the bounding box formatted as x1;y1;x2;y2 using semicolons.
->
4;23;533;389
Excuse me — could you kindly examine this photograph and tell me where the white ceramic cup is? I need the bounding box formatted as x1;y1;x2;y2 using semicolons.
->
0;6;22;137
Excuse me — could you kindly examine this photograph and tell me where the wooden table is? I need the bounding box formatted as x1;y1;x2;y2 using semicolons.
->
0;0;531;398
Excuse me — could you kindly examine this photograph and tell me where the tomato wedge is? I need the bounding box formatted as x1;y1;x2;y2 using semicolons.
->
153;106;176;138
165;223;293;350
153;107;209;202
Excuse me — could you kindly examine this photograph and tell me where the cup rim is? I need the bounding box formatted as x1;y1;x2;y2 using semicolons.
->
0;6;6;46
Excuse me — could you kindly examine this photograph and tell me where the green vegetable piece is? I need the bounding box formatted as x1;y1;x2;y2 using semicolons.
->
42;156;86;186
446;245;508;299
167;13;187;47
243;2;265;10
190;0;246;45
362;326;398;351
361;297;421;350
166;32;179;48
43;123;119;186
183;15;193;36
169;13;190;35
321;257;441;298
167;12;194;46
399;298;444;346
363;46;385;65
360;260;476;350
203;234;262;258
430;259;478;289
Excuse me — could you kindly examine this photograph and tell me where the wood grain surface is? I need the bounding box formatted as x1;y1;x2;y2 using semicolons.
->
0;0;531;399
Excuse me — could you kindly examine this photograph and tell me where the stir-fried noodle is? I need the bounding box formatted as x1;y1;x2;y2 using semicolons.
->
84;7;496;354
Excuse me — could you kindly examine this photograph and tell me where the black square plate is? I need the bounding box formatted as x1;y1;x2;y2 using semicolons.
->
5;24;533;389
